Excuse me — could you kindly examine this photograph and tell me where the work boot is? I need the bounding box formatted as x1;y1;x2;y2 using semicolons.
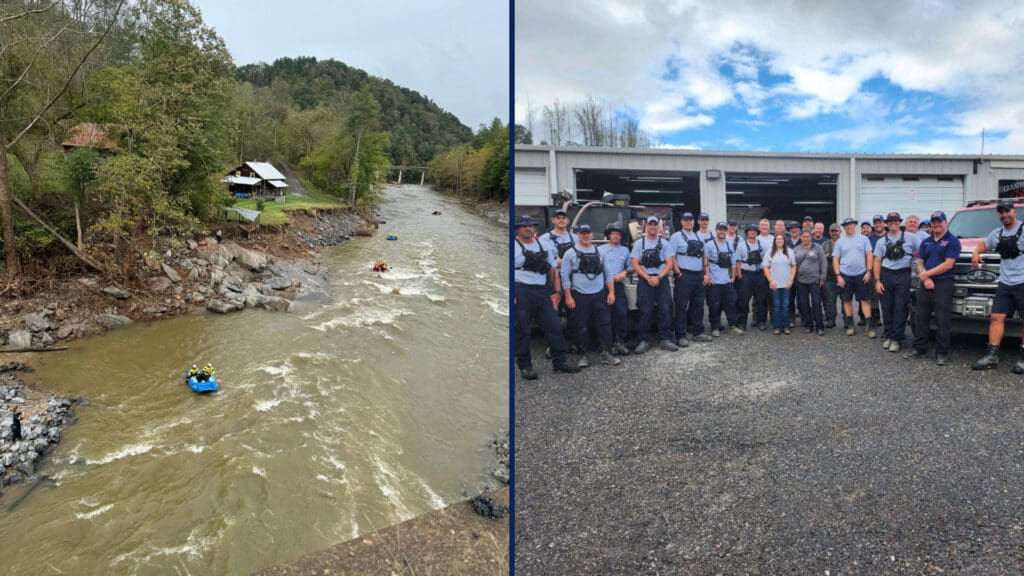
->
693;334;714;343
711;329;721;338
519;366;538;380
660;340;679;352
758;322;767;331
676;337;690;348
882;338;891;349
903;349;926;360
972;344;1000;370
729;326;744;336
825;319;836;329
599;349;621;366
634;340;650;355
1013;349;1024;374
553;363;580;374
888;341;901;353
576;354;590;368
936;354;948;366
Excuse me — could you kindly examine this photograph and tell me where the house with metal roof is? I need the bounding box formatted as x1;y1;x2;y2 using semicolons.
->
223;161;290;199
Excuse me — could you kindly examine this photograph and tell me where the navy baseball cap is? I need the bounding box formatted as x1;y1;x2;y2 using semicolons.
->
515;215;537;228
842;217;858;226
577;224;592;233
727;219;738;227
646;215;660;224
803;215;814;222
861;221;871;227
715;221;728;230
997;199;1015;212
787;221;800;229
930;211;947;222
605;222;623;235
698;212;710;220
553;208;568;218
872;214;884;222
680;212;694;220
744;224;758;233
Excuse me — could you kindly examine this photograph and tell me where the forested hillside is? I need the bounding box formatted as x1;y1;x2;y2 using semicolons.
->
237;57;472;166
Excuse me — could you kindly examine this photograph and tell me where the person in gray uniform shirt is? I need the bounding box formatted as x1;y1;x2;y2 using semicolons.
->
735;224;767;330
632;216;679;354
833;217;875;337
972;199;1024;372
705;222;743;336
793;229;828;335
562;224;622;368
670;212;712;346
599;222;632;355
872;212;921;353
513;216;579;380
540;208;579;350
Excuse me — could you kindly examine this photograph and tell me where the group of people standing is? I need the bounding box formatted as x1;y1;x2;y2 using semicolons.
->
513;202;979;380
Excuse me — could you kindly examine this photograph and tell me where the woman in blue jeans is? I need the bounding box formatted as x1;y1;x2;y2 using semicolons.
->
764;233;796;334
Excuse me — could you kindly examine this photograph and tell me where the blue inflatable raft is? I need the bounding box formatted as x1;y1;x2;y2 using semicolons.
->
186;373;218;393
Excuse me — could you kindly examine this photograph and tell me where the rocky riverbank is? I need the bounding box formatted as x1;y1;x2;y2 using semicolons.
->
0;208;369;488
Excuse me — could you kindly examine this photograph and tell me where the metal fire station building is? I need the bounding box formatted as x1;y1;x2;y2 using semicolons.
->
514;144;1024;226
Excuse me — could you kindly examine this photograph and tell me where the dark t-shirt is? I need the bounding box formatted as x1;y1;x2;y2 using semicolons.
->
918;232;961;280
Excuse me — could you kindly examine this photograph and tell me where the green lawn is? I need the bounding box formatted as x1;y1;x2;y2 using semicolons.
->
227;194;341;225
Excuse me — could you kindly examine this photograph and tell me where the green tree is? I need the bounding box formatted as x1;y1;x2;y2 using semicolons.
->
63;147;100;248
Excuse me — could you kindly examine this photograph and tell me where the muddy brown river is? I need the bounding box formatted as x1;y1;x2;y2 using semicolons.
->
0;185;509;575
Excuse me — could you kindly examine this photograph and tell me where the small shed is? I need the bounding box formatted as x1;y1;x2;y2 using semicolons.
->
222;161;290;199
61;123;122;157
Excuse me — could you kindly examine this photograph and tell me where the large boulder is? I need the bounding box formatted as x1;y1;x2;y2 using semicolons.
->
206;299;235;314
23;313;51;333
8;331;32;349
221;275;243;293
225;243;269;272
258;296;291;312
102;286;131;300
161;263;181;284
148;276;174;291
265;277;297;291
95;314;133;330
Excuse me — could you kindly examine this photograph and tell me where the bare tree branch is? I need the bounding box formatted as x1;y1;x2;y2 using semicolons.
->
0;24;71;100
0;0;59;24
6;0;125;151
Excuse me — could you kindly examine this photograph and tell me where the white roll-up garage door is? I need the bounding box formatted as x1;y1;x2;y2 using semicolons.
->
514;168;548;206
859;176;964;223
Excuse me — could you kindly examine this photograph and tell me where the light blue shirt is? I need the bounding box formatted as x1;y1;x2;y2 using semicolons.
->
538;230;578;268
765;249;796;287
833;233;873;276
561;245;607;295
669;230;705;272
873;230;921;270
757;234;775;253
984;222;1024;286
630;235;673;275
915;230;930;242
599;244;631;284
514;239;556;286
706;239;737;284
736;238;765;272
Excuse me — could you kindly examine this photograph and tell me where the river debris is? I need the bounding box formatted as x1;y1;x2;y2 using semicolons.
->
0;363;77;490
470;493;509;520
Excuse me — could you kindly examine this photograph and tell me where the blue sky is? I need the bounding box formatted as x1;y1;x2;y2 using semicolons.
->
192;0;508;130
515;0;1024;154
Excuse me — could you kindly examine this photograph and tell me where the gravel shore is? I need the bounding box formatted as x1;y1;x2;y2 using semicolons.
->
515;325;1024;574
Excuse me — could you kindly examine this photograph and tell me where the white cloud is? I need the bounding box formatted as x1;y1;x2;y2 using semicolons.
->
516;0;1024;151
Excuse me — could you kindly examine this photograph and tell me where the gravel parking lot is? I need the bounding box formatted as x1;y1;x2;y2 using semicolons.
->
514;324;1024;575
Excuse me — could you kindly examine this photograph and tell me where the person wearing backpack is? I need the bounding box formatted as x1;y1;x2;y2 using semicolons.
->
872;212;921;353
705;222;743;337
599;222;632;355
735;224;767;331
562;224;622;368
972;199;1024;371
513;215;580;380
669;212;712;347
632;216;678;354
